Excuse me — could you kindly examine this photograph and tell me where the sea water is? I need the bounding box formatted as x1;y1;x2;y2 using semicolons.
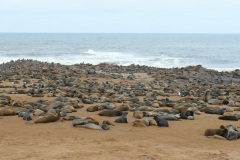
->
0;33;239;71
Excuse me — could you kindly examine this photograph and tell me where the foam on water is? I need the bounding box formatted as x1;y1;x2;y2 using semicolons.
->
0;33;239;71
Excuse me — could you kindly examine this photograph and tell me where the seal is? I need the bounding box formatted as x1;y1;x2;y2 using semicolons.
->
0;109;17;116
116;104;129;111
204;129;224;136
72;119;93;126
133;111;144;119
79;123;103;130
140;117;149;126
34;111;61;123
133;120;147;127
78;117;99;125
153;116;169;127
101;121;111;130
98;110;122;117
114;112;128;123
218;115;238;121
221;125;239;140
23;109;34;121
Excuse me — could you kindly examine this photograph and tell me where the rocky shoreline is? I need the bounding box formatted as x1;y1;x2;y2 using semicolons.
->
1;59;240;159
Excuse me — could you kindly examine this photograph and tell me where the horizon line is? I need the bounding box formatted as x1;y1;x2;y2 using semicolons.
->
0;32;240;34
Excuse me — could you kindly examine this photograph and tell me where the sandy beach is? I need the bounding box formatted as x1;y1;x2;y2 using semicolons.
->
0;60;240;160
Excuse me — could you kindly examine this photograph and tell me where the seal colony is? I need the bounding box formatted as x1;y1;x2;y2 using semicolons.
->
0;59;240;159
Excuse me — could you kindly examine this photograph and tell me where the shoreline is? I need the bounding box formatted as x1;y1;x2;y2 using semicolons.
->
1;59;239;72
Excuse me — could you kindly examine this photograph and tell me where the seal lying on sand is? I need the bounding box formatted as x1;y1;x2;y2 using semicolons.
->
72;119;93;126
101;121;114;130
23;110;34;121
221;125;239;140
0;109;18;116
98;110;122;117
77;117;99;125
133;111;144;119
115;112;128;123
204;129;224;136
218;115;238;121
77;123;103;130
133;120;147;127
153;116;169;127
34;111;61;123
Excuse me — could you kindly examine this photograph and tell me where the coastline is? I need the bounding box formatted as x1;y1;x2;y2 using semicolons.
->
1;59;239;72
0;59;240;160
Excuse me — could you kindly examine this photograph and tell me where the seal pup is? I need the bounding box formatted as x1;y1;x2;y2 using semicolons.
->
114;112;128;123
23;109;34;121
101;120;114;130
153;116;169;127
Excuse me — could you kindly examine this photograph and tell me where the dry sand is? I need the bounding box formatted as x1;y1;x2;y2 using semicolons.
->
1;95;240;160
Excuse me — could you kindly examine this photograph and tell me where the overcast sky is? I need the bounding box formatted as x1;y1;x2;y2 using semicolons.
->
0;0;240;33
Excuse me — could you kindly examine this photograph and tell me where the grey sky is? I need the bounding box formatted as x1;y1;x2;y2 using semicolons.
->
0;0;240;33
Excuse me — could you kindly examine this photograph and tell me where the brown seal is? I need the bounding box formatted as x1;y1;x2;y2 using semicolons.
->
0;109;18;116
116;104;129;111
34;111;61;123
133;111;144;119
133;120;147;127
98;110;122;117
204;129;224;136
77;117;99;125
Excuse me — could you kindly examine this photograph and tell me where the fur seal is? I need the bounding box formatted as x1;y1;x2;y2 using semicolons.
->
78;117;99;125
204;129;224;136
218;115;238;121
98;110;122;117
139;117;149;126
34;111;61;123
133;111;144;119
62;116;76;121
153;116;169;127
78;123;103;130
23;110;34;121
72;119;93;126
101;120;114;130
133;120;147;127
157;115;179;121
116;104;129;111
221;125;239;140
0;109;17;116
114;112;128;123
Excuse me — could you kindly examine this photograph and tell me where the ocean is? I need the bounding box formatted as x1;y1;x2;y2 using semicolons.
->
0;33;239;71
